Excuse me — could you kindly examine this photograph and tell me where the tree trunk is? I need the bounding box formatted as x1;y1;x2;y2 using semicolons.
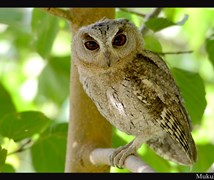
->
65;8;115;172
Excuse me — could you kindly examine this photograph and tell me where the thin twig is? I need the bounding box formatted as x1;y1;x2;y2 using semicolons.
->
119;8;146;17
7;139;32;155
90;148;156;173
141;8;163;36
41;8;72;21
155;50;193;55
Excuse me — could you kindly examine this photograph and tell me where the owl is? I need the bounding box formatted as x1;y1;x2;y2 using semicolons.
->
72;18;197;169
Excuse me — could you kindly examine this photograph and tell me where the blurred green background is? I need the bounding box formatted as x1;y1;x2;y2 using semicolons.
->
0;8;213;172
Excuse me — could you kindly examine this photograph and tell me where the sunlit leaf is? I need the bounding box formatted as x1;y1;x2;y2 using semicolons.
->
116;9;134;22
0;8;27;27
205;30;214;69
0;111;51;142
0;83;16;119
36;56;70;105
31;8;59;59
171;68;206;124
31;122;68;172
192;144;214;172
163;8;177;21
144;35;163;52
177;144;214;172
145;14;188;32
145;17;175;32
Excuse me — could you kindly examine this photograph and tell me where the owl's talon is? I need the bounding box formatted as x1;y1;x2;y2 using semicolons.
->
109;142;136;169
109;150;125;168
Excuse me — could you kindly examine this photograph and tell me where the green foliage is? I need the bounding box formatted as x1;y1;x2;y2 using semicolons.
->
145;14;188;32
31;122;68;172
144;35;163;52
0;8;69;172
206;29;214;69
36;56;70;105
1;163;15;172
0;8;26;27
192;144;214;172
0;146;7;171
171;68;206;124
0;8;213;173
31;9;59;59
0;111;51;142
0;83;16;119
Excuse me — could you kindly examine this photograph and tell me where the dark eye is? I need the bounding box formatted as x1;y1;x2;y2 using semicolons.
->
84;41;99;50
112;34;126;46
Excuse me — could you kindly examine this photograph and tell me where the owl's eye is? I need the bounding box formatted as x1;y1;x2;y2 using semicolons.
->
112;34;126;46
84;41;99;50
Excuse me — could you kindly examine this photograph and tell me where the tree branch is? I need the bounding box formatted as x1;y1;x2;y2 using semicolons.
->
40;8;72;21
155;50;193;55
140;8;163;36
7;139;32;155
64;8;115;172
90;148;156;173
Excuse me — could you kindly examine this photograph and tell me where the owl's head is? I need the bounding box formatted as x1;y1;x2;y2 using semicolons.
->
72;18;144;68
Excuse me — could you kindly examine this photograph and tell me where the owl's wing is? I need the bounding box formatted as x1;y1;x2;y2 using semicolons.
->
134;50;192;131
124;50;197;164
142;50;172;75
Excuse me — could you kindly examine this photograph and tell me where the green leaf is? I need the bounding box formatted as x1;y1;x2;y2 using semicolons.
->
192;144;214;172
116;9;135;22
140;145;172;172
31;122;68;172
116;9;141;27
171;68;207;124
0;111;51;142
0;163;15;173
177;144;214;172
163;8;177;21
0;8;26;27
144;35;163;52
112;128;129;149
31;8;59;59
0;146;7;171
205;30;214;69
145;17;175;32
145;14;188;32
0;83;16;119
36;56;70;105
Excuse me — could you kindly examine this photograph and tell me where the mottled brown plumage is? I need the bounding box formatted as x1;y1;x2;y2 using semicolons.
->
72;18;197;168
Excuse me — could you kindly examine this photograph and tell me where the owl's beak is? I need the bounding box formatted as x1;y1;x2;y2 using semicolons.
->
104;51;111;67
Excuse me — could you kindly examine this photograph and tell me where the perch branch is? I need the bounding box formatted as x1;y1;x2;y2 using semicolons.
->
90;148;156;173
140;8;163;36
40;8;72;21
119;8;146;17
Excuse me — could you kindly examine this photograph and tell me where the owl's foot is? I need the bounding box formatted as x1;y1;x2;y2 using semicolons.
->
109;141;137;169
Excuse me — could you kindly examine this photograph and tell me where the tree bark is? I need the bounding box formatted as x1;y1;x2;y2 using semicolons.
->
65;8;115;172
